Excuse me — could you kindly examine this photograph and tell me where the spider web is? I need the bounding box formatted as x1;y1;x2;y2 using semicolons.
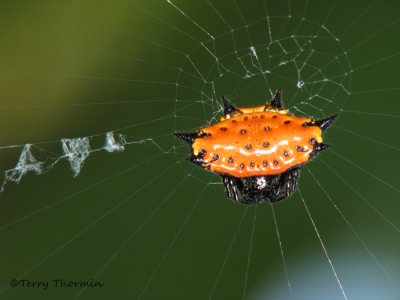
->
1;0;400;299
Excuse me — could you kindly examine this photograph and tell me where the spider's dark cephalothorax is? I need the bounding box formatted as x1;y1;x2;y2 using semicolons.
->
222;167;300;204
175;89;336;205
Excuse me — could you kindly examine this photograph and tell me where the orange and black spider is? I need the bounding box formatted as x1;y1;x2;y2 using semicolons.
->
175;89;336;205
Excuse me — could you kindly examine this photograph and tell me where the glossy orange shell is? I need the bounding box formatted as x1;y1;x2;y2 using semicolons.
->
192;110;322;178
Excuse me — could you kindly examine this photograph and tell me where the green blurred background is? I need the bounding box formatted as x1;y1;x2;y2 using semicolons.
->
0;0;399;299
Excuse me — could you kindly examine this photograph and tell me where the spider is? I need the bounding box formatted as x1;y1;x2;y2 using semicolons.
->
175;89;336;205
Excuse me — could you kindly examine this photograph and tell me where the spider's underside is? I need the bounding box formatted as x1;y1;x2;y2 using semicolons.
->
222;167;300;204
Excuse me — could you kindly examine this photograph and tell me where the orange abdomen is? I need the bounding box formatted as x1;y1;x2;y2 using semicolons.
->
192;111;322;177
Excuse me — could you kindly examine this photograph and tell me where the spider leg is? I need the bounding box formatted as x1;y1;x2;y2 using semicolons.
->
231;179;241;202
221;175;241;202
270;168;300;203
222;176;233;199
